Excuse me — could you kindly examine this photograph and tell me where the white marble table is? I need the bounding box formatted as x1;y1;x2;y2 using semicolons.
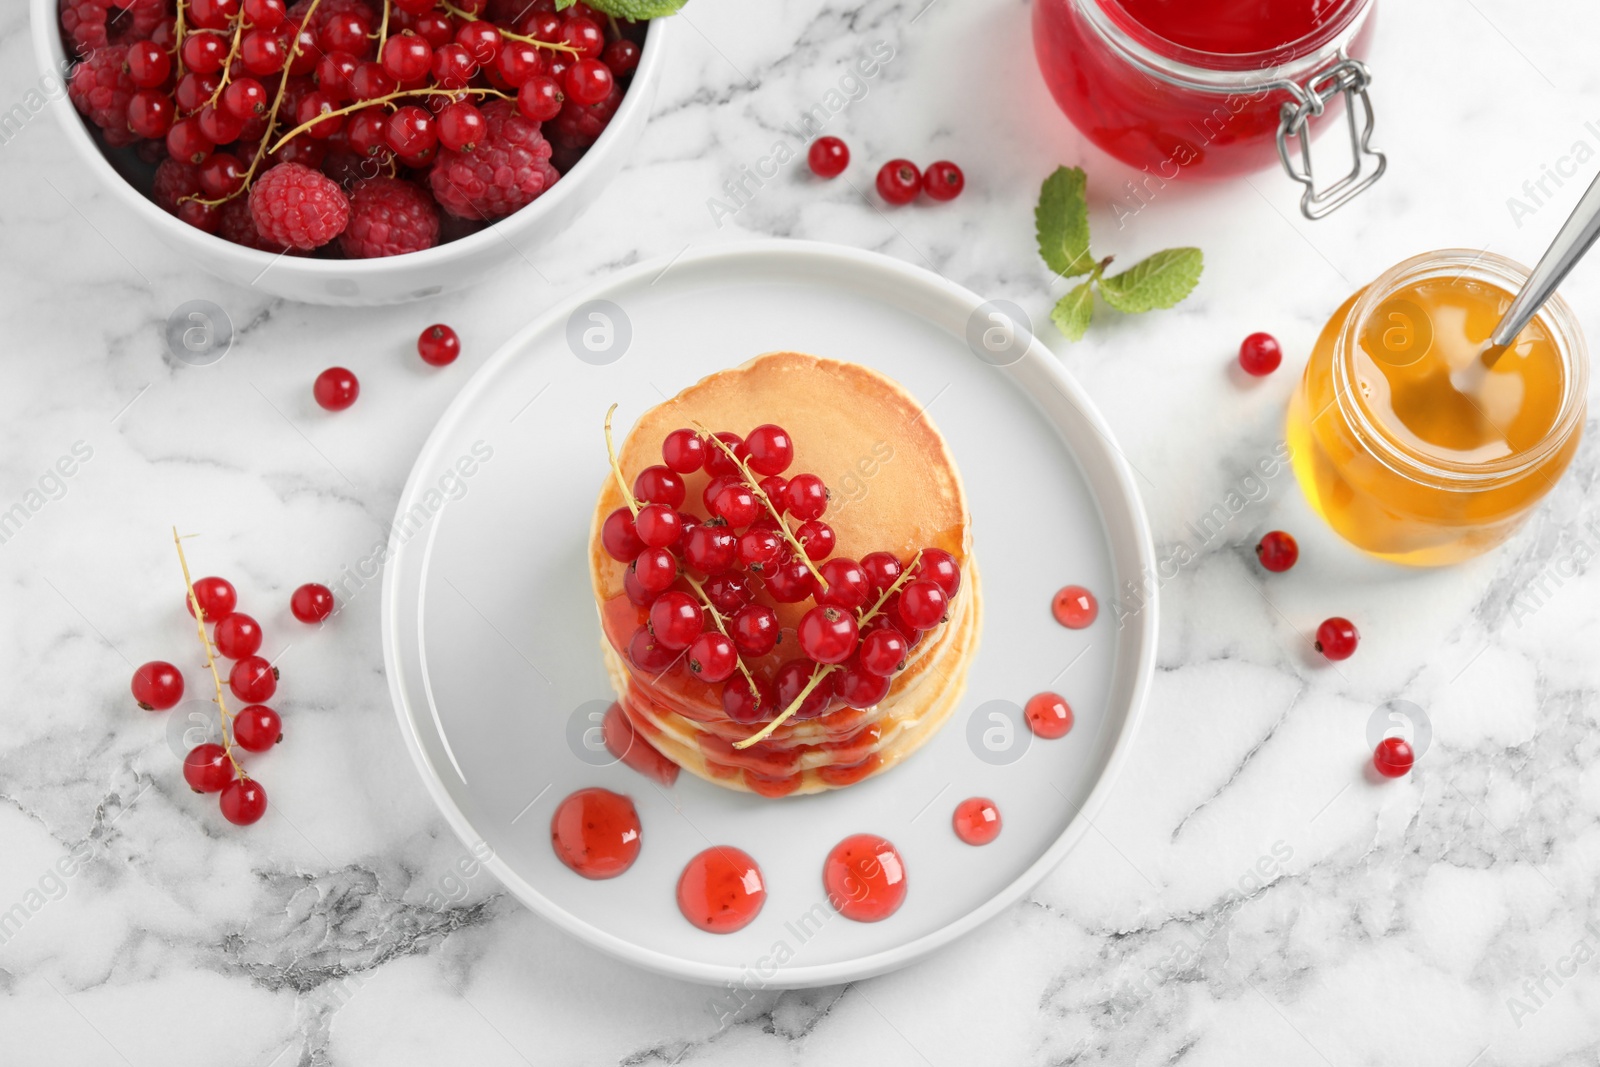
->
6;0;1600;1063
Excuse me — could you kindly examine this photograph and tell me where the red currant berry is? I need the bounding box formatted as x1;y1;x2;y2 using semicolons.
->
517;75;564;121
632;546;677;596
922;160;964;200
188;0;238;28
386;105;437;157
1314;617;1359;661
457;21;502;65
313;367;359;411
876;159;921;204
710;482;760;528
601;507;644;561
742;424;794;476
166;117;214;165
782;473;828;521
290;582;335;623
497;41;545;86
286;21;321;76
219;777;268;825
1025;692;1073;738
795;519;835;561
127;40;172;88
127;91;174;138
898;580;947;630
243;0;287;29
350;61;397;101
213;612;263;659
1051;585;1097;629
703;432;745;478
633;465;686;509
661;428;705;473
634;503;681;548
775;659;833;719
521;10;561;40
199;152;246;198
229;655;279;703
315;51;360;101
347;107;392;158
722;673;775;723
186;575;237;620
1374;736;1414;777
196;102;244;145
835;664;890;709
628;625;679;672
319;10;372;54
860;551;904;593
239;29;288;75
181;31;229;74
560;15;605;57
672;514;700;556
131;661;184;710
622;564;652;607
184;743;233;792
683;524;737;576
381;32;432;82
233;704;282;751
737;527;782;570
687;631;738;683
757;475;787;510
221;77;269;120
563;57;613;105
410;10;454;46
798;605;858;664
436;100;485;152
602;37;640;76
431;42;478;88
1255;530;1299;572
174;72;220;113
177;199;221;233
295;90;344;138
816;557;869;610
649;591;702;651
913;548;961;597
417;323;461;365
1239;332;1283;376
764;556;815;603
703;572;752;613
730;603;779;657
858;627;907;676
807;136;848;178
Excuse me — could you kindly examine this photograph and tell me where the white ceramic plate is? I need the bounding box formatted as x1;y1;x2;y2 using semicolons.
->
382;240;1157;987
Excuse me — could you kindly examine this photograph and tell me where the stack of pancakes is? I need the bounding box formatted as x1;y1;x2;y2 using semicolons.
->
588;352;980;796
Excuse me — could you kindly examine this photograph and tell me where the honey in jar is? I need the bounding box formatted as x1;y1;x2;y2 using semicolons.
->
1287;250;1587;566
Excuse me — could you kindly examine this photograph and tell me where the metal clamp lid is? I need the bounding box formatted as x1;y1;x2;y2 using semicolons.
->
1276;56;1387;220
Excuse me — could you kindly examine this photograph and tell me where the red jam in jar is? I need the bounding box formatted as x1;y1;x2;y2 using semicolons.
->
1033;0;1384;214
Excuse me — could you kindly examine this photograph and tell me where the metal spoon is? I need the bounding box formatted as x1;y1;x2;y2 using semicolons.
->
1482;167;1600;367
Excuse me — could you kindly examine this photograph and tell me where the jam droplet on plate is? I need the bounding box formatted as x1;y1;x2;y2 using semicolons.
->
602;701;679;787
1025;692;1074;739
952;797;1002;845
1052;585;1098;628
550;787;641;880
676;846;767;933
823;833;907;922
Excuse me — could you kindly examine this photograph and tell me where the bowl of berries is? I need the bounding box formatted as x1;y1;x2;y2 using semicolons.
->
32;0;675;305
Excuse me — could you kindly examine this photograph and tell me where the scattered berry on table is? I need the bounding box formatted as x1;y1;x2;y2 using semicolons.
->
1314;616;1359;661
313;367;360;411
290;582;335;623
213;612;264;659
922;160;964;200
183;743;233;792
233;705;283;752
417;324;461;366
186;575;237;620
131;661;184;710
1239;332;1283;376
876;159;922;204
808;136;849;178
219;778;268;824
1373;736;1414;777
1255;530;1299;572
229;655;279;703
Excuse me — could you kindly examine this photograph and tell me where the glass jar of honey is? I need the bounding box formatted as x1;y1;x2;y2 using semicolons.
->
1032;0;1385;218
1287;250;1588;566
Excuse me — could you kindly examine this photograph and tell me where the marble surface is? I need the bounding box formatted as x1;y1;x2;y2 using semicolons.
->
7;0;1600;1063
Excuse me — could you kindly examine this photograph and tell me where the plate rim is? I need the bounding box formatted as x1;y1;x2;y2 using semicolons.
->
380;239;1159;987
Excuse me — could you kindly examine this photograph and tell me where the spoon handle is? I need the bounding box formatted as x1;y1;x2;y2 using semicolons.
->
1492;168;1600;347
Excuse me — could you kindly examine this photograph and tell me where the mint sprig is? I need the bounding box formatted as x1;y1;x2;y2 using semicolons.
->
556;0;686;16
1035;166;1202;341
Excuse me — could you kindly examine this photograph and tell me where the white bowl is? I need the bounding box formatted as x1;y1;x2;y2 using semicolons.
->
29;4;669;305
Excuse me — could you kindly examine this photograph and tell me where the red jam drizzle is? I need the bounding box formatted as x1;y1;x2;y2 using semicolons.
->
1025;692;1074;739
1113;0;1352;55
1052;585;1098;629
676;847;767;933
602;701;679;787
549;787;641;880
823;833;907;922
952;797;1002;846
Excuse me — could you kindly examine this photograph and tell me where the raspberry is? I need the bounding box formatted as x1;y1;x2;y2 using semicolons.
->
427;100;556;220
248;162;351;250
339;177;440;258
68;45;137;145
218;197;294;253
60;0;166;57
151;157;201;214
551;79;621;148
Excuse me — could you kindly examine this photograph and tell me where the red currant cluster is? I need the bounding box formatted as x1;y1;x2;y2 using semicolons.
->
602;419;963;738
131;535;338;826
804;136;964;205
62;0;645;255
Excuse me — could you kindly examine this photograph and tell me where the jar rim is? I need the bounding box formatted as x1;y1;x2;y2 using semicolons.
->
1074;0;1373;88
1332;249;1589;488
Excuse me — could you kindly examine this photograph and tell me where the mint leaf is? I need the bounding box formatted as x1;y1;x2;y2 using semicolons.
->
1051;281;1095;341
568;0;687;16
1035;166;1094;279
1098;248;1203;313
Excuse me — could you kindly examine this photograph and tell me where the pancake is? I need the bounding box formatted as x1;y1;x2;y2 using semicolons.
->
587;351;977;795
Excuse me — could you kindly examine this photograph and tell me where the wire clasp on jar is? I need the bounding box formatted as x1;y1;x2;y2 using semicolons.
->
1276;56;1386;220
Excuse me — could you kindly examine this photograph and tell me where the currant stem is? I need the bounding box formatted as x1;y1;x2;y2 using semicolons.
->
173;0;189;78
858;549;923;626
440;1;581;53
172;527;245;780
207;15;247;108
696;424;826;588
732;663;838;749
265;86;510;154
375;0;392;53
680;572;756;690
603;403;640;518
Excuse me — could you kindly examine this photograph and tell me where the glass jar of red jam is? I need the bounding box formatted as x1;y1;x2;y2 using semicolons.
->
1033;0;1386;218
